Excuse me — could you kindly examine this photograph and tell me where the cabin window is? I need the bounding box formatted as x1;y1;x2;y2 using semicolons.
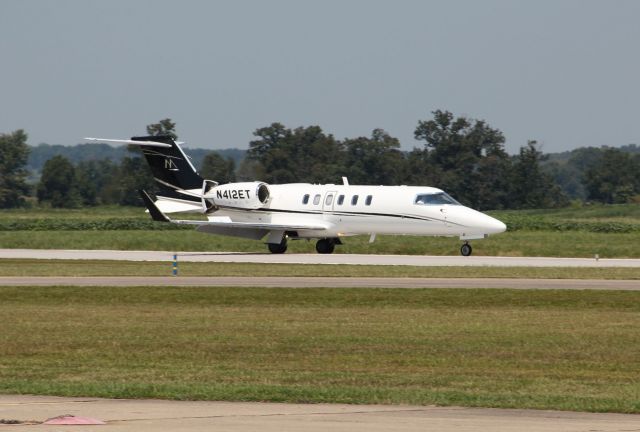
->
313;194;321;205
414;192;460;206
325;194;333;206
351;195;359;205
337;195;345;205
365;195;373;206
302;194;309;204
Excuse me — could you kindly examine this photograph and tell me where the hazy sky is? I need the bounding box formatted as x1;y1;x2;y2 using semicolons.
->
2;0;639;153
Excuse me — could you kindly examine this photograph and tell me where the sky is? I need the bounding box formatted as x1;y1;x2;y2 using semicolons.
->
1;0;639;154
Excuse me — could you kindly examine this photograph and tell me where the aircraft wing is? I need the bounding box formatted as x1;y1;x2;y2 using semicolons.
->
178;219;328;230
139;190;328;231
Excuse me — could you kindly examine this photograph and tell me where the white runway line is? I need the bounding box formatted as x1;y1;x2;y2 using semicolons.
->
0;276;637;290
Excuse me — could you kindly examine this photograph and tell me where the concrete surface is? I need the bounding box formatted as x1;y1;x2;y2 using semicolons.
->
2;249;639;267
1;395;639;432
0;276;638;290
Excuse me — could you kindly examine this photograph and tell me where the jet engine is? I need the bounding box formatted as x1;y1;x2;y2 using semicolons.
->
201;181;270;212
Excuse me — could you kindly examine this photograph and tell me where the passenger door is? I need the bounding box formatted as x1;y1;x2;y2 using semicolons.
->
323;191;337;212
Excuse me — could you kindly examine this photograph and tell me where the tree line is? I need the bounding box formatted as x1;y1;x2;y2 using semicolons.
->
1;112;639;209
244;111;640;209
0;120;236;208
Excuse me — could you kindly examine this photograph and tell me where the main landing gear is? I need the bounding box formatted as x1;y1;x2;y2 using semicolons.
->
315;238;336;254
268;239;288;254
268;237;340;254
460;242;473;257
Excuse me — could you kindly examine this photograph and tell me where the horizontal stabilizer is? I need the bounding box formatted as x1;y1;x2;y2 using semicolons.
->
85;137;172;148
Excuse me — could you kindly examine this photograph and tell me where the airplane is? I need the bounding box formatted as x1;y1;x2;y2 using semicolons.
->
85;135;506;255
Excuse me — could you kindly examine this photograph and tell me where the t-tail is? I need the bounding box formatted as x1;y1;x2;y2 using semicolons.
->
85;135;204;211
131;135;203;193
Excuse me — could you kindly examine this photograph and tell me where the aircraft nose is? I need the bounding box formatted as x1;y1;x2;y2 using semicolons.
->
485;216;507;234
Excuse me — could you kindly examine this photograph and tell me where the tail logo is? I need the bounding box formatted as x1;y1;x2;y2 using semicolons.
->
164;158;179;171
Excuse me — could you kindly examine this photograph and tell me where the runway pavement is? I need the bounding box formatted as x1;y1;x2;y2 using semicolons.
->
1;395;638;432
0;276;638;289
2;248;640;267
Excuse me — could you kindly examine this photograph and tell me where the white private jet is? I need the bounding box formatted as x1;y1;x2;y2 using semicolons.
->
85;135;506;255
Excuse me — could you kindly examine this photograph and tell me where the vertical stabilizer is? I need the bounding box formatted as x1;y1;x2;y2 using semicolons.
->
131;135;203;191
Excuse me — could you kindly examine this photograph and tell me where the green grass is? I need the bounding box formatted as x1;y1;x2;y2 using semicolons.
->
0;259;638;279
1;286;640;412
2;203;637;221
0;229;638;257
0;205;143;219
0;203;638;256
490;203;640;223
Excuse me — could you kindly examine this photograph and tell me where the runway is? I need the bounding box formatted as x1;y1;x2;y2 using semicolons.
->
2;395;638;432
0;276;637;290
2;248;640;267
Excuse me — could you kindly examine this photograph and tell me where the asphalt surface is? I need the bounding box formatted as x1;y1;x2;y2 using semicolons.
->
0;276;638;290
2;248;640;267
2;395;638;432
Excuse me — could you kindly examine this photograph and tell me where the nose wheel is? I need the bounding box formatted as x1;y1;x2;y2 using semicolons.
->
460;242;472;257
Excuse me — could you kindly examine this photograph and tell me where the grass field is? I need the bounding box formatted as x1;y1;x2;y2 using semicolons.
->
0;203;638;257
0;205;143;219
0;229;638;257
492;204;640;224
1;286;639;413
0;259;638;279
1;203;638;222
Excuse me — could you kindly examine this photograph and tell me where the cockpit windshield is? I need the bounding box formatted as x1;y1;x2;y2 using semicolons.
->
414;192;461;206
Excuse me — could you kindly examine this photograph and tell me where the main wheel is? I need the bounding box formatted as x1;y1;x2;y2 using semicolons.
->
268;241;287;254
315;238;335;254
460;243;472;257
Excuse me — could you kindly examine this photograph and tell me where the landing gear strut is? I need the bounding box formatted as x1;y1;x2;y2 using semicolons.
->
268;239;288;254
460;242;472;257
315;238;336;254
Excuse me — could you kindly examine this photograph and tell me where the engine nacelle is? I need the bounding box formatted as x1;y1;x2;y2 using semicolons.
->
202;181;270;211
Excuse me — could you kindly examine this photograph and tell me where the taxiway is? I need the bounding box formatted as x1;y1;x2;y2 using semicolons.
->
1;249;639;267
1;395;638;432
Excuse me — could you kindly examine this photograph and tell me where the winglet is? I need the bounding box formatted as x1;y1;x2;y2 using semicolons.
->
139;190;171;222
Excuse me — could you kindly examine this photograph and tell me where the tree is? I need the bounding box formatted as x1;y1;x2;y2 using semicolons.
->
146;118;177;140
235;158;265;182
110;118;179;206
583;148;640;203
0;129;31;208
200;152;236;184
246;123;296;183
412;110;511;209
290;125;345;183
74;159;120;205
343;129;407;185
116;156;156;206
37;155;81;208
510;141;568;208
247;123;345;184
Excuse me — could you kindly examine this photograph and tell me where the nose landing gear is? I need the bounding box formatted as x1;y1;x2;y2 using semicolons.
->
460;242;472;257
